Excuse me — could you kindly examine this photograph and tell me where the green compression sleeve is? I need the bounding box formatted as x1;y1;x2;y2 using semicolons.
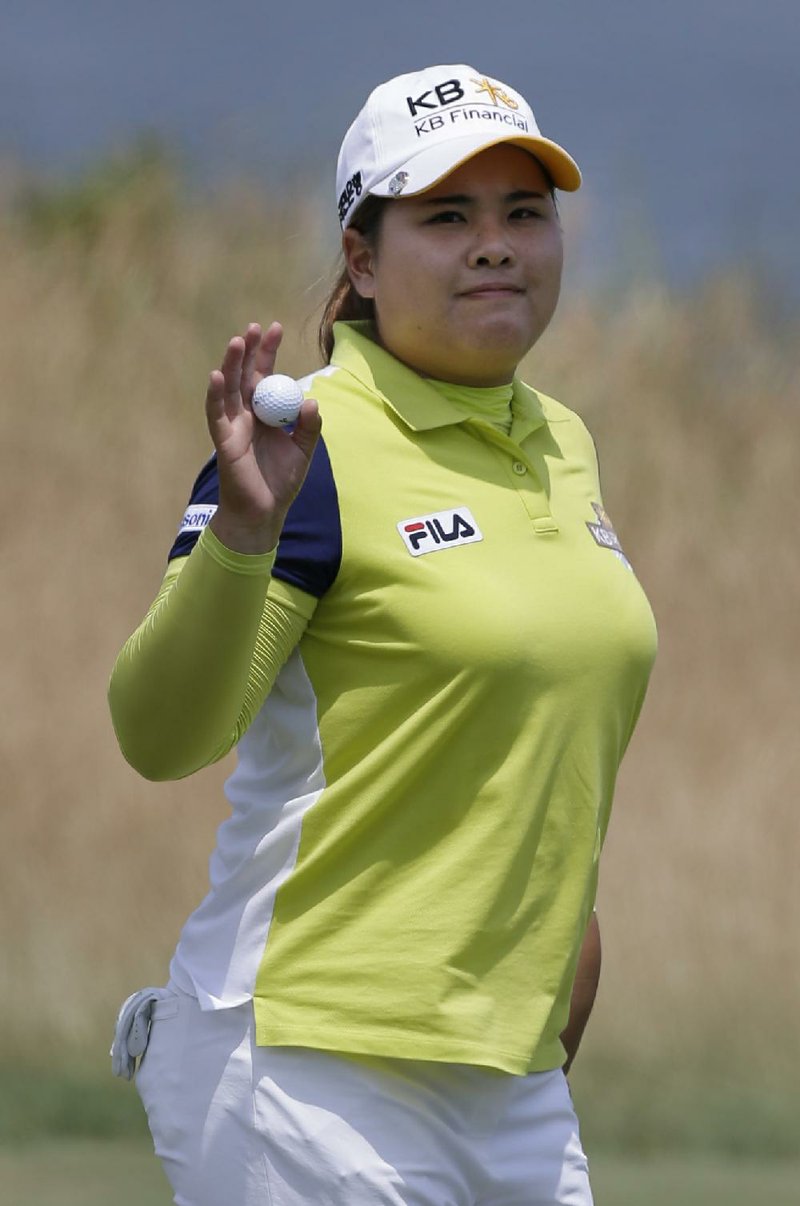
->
108;526;315;781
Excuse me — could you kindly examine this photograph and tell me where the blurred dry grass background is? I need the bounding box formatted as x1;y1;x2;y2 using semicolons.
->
1;146;798;1152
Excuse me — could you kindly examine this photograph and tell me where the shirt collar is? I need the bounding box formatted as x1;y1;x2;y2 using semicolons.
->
331;321;546;437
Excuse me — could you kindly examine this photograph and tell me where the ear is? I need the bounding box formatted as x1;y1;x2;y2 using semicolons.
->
342;227;377;299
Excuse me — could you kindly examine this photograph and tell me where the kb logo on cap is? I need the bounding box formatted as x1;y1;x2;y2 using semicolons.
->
405;76;519;119
406;77;465;117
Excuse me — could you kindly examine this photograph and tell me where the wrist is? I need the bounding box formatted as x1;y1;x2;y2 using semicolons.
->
209;508;285;555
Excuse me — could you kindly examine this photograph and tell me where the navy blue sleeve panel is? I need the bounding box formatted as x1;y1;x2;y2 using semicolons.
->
168;454;220;561
272;435;342;598
167;438;342;599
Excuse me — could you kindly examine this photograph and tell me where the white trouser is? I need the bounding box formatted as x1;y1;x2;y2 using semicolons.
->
134;985;593;1206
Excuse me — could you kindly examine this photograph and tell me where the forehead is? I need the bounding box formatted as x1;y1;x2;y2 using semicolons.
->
419;144;551;198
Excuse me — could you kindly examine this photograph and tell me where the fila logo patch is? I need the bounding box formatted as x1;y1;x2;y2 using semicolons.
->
178;503;218;534
397;507;483;557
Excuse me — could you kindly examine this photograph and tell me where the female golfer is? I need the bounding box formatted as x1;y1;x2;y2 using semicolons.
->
110;64;657;1206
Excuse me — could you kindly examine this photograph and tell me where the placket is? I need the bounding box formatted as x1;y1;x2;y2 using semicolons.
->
464;419;559;534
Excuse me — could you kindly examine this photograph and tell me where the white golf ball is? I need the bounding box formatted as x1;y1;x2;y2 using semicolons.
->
252;374;304;427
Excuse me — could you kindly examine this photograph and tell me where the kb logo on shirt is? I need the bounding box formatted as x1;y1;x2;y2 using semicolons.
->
397;507;483;557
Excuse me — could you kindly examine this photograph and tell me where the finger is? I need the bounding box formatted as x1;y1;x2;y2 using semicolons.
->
205;369;227;442
221;336;247;419
253;321;283;379
240;323;262;403
290;398;322;460
206;368;225;406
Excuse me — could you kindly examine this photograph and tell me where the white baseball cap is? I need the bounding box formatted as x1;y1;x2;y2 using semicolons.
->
336;64;582;229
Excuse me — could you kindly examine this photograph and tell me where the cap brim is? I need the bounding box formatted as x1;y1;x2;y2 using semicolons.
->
370;131;581;199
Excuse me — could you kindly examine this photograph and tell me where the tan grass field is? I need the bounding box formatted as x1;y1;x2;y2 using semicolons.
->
1;149;798;1149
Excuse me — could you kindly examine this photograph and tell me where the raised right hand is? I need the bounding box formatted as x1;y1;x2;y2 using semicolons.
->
205;321;321;554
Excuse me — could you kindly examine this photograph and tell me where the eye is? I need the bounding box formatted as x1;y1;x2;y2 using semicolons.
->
425;210;466;225
510;206;546;221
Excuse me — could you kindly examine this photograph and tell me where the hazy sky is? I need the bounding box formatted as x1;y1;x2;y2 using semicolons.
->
3;0;798;290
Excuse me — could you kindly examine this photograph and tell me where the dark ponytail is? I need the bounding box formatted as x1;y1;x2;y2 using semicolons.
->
318;196;388;363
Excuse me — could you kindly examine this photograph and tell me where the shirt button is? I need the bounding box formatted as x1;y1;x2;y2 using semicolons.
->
512;461;527;476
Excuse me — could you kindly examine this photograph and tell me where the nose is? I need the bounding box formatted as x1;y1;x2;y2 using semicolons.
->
467;216;515;269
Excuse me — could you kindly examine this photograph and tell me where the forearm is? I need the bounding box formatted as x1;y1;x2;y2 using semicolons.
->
560;911;602;1074
108;527;310;780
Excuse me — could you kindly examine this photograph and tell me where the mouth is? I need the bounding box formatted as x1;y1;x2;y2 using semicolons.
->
459;284;526;298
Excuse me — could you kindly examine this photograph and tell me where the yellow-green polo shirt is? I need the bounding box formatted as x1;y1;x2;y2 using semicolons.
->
168;321;658;1074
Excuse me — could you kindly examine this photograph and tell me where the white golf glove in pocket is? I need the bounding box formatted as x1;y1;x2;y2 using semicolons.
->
110;986;172;1080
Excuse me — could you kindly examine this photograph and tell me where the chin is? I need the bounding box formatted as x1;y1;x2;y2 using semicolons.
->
461;321;535;363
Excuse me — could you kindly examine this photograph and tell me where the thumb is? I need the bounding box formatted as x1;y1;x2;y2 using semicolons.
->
291;399;322;460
